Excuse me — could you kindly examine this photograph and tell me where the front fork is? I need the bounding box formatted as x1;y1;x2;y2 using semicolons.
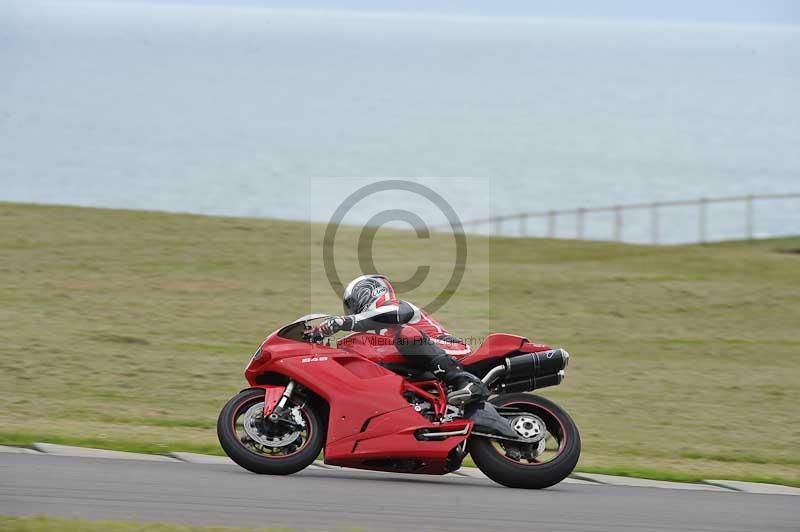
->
262;380;295;421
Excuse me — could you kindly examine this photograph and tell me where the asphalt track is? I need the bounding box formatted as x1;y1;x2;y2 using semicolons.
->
1;454;797;532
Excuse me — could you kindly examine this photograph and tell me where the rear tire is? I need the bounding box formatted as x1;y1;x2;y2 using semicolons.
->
217;388;324;475
468;393;580;489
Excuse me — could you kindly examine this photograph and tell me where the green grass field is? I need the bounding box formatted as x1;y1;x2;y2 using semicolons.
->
1;202;798;485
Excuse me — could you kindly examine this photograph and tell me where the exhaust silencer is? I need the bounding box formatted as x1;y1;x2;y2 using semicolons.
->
500;370;565;393
505;348;569;380
493;348;569;392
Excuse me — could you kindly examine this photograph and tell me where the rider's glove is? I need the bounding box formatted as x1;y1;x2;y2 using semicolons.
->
305;316;345;341
319;316;345;336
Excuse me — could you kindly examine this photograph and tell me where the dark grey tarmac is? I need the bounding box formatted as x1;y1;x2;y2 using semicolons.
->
0;454;796;531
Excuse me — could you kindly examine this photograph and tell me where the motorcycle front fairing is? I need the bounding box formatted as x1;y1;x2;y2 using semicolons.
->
245;323;472;475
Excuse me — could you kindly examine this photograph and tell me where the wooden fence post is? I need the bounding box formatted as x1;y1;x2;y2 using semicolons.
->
547;211;556;238
651;203;659;244
699;198;707;243
613;206;622;242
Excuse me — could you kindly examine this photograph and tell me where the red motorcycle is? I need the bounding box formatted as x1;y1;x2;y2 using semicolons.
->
217;314;580;489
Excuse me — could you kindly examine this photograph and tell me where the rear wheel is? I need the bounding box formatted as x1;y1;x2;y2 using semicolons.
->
217;388;324;475
468;393;580;489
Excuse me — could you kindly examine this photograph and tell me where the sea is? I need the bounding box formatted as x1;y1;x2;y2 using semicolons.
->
1;1;799;243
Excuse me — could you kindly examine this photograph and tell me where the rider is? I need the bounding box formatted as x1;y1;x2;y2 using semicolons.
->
305;274;517;437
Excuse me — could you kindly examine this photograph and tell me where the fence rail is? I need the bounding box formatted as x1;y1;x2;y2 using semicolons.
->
450;192;800;244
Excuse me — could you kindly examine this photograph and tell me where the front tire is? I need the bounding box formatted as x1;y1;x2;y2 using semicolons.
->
468;393;580;489
217;388;324;475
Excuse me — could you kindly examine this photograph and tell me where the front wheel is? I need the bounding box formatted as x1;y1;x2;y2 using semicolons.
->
468;393;580;489
217;388;324;475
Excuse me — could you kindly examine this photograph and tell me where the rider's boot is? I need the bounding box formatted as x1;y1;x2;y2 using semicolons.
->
464;401;520;439
428;355;519;439
428;353;489;404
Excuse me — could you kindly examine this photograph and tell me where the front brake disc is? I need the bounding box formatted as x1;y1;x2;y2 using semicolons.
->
243;402;303;447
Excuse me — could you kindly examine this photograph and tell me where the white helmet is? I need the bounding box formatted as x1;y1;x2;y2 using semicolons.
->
342;275;396;315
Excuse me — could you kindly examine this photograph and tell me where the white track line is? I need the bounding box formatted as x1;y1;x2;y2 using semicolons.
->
33;443;179;462
572;473;733;492
0;445;41;454
703;480;800;496
167;452;234;465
